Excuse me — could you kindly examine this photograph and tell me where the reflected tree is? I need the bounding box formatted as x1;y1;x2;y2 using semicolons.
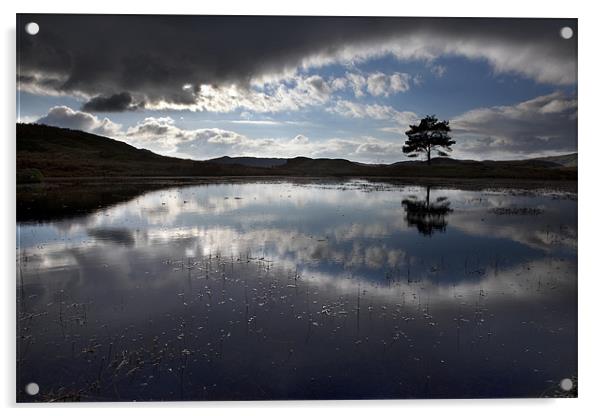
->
401;186;453;236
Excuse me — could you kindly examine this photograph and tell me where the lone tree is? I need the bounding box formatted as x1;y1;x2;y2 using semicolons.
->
402;115;455;165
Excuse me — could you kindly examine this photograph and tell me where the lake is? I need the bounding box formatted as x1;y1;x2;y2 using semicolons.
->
16;179;577;401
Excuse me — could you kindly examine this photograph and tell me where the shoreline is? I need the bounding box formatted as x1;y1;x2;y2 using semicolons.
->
19;175;578;193
17;176;577;224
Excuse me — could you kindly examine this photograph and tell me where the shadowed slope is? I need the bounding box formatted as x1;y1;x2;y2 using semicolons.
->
17;123;576;180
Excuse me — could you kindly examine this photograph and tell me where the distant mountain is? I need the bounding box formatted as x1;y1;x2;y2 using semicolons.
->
17;123;577;181
208;156;288;168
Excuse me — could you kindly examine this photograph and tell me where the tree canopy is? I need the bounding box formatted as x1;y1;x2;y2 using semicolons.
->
402;115;455;164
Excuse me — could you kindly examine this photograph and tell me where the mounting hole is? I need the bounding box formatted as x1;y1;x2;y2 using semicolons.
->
25;22;39;36
560;27;573;40
559;378;573;391
25;382;39;396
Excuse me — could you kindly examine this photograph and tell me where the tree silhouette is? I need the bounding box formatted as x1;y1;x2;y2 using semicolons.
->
402;115;455;164
401;186;453;236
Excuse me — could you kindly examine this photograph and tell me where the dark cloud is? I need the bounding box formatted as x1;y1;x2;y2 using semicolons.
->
17;15;577;111
82;92;143;112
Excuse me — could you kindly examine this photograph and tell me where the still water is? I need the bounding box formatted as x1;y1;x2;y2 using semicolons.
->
16;180;577;401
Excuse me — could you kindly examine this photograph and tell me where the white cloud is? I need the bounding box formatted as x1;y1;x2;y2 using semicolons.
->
18;115;40;124
389;73;412;93
451;92;577;159
124;117;247;155
301;75;332;100
291;134;309;144
430;64;446;78
144;70;417;115
365;73;389;96
146;74;336;114
354;141;400;157
345;73;367;97
122;116;404;163
378;126;407;135
328;100;418;126
36;106;122;136
229;120;282;126
329;76;348;91
366;72;411;96
35;91;577;164
32;106;406;163
331;71;413;98
299;31;576;86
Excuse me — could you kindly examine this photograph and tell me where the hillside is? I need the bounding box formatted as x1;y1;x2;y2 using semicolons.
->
532;153;578;168
17;123;270;179
386;155;577;179
17;123;577;181
208;156;288;168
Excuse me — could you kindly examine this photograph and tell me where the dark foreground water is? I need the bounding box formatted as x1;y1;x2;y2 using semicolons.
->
16;180;577;401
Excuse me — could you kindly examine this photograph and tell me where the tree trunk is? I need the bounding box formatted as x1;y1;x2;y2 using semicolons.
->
427;148;431;165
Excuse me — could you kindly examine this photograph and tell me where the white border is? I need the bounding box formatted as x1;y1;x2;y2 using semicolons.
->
2;1;601;415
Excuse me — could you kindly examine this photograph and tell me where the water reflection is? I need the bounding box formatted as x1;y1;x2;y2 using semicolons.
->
16;180;577;401
401;186;453;236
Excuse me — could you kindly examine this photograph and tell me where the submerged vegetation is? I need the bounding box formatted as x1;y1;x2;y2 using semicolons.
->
17;244;577;401
17;180;577;401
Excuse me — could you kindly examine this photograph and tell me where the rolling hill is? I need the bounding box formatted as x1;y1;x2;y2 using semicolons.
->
17;123;577;181
532;153;578;168
208;156;288;168
17;123;270;179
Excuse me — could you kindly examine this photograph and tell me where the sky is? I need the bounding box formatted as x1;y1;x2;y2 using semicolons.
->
17;15;577;163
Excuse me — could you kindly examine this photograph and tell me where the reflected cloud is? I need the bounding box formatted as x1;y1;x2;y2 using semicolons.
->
16;180;577;401
449;197;577;252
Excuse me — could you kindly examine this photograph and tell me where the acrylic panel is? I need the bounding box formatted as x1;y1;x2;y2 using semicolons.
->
16;14;577;402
